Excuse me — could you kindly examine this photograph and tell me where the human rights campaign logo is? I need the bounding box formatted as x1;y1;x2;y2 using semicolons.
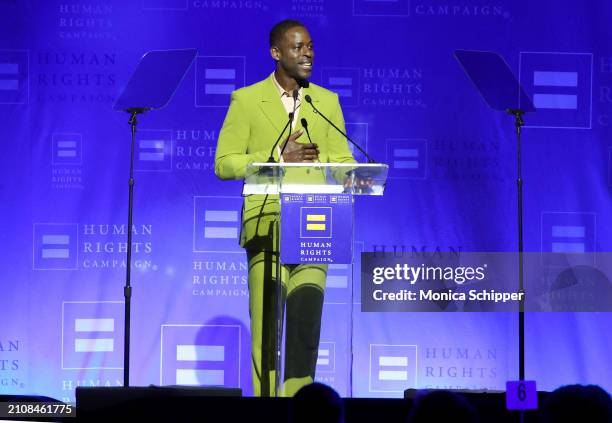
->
193;196;242;253
0;50;28;104
541;212;595;253
316;342;335;373
195;56;245;107
33;223;78;270
369;344;417;392
386;138;427;179
519;52;592;129
300;207;332;239
52;133;82;165
354;0;410;17
135;129;173;171
142;0;188;10
62;301;124;370
321;68;360;107
160;325;240;387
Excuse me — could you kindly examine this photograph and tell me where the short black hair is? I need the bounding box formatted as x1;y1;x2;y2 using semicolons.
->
269;19;306;47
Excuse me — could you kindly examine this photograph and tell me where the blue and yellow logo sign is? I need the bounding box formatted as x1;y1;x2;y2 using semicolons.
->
300;207;332;238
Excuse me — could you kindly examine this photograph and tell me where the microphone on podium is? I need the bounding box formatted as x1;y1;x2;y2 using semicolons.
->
304;94;375;163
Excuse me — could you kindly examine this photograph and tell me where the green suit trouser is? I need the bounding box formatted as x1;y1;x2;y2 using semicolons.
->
246;249;327;397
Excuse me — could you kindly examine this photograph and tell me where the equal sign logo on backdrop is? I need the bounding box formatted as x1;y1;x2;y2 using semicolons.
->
193;196;242;253
386;139;427;179
33;223;78;270
321;68;360;107
0;50;28;104
160;325;240;388
135;129;173;171
62;301;124;370
142;0;188;10
369;344;417;392
316;342;335;373
519;52;593;129
353;0;410;17
52;133;82;165
175;344;225;385
541;212;595;254
325;240;363;304
74;318;115;353
195;56;245;107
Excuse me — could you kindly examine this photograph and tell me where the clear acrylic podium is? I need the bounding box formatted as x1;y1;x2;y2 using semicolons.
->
244;162;388;396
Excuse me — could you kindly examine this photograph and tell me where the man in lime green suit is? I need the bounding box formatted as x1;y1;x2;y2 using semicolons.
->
214;20;355;397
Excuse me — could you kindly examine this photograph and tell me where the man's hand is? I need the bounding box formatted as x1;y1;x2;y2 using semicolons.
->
281;129;320;162
343;173;375;193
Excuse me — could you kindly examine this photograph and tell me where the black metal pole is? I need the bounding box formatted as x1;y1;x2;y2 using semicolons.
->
507;108;526;423
123;109;141;387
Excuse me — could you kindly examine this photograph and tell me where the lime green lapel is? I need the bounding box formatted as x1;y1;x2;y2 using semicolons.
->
258;74;289;135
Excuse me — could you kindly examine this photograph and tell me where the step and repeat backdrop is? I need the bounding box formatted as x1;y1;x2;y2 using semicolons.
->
1;0;611;402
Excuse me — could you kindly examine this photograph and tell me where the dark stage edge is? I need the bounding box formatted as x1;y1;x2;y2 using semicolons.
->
70;386;546;422
0;389;545;422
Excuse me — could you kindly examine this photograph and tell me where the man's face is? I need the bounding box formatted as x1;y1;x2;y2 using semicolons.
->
272;26;314;81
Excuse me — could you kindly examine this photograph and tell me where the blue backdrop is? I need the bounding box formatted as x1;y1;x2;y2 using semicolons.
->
1;0;611;402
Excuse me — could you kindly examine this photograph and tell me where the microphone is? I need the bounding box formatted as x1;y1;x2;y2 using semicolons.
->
301;117;322;170
266;112;294;163
304;95;375;163
300;118;313;143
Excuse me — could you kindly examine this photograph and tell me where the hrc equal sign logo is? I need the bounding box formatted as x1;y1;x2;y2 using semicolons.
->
161;325;240;387
301;207;332;238
74;318;115;353
393;148;419;170
306;213;327;231
52;133;82;165
541;212;595;261
370;344;417;392
33;223;78;270
0;50;28;104
62;301;123;369
328;76;353;99
193;197;242;253
377;355;409;381
204;68;236;95
316;342;335;372
56;141;78;158
519;52;592;128
387;139;427;179
139;139;165;162
0;62;19;91
204;210;238;239
135;130;172;171
532;71;578;110
321;68;359;106
41;234;70;259
175;344;225;386
551;225;586;252
196;56;245;107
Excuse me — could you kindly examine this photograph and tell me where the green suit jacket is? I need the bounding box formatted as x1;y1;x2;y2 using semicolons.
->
215;74;355;251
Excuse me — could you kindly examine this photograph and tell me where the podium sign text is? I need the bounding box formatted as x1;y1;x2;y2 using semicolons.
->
280;193;353;264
